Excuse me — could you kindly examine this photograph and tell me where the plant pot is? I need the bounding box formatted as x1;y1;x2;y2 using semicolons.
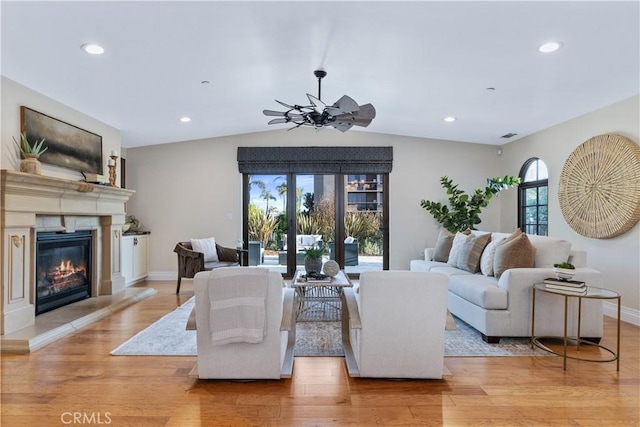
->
20;154;41;175
304;257;323;274
553;267;576;281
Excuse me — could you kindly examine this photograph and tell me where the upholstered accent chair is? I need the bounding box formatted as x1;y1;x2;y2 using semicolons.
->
193;267;295;379
342;270;449;379
174;241;239;294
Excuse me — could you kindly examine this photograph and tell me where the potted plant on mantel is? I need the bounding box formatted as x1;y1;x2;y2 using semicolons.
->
303;245;327;274
13;132;48;175
420;175;521;233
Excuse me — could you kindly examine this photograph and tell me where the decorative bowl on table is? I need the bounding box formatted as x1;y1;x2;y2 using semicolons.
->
553;267;576;281
122;223;131;233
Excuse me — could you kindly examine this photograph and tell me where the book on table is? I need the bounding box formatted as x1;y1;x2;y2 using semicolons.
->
543;277;585;287
545;283;587;294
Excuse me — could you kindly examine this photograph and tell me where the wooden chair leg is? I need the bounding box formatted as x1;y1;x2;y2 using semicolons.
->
176;276;182;294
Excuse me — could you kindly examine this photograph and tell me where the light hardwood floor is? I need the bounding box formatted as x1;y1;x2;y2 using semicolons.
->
1;280;638;426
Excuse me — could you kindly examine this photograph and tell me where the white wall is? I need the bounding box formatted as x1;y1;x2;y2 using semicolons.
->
125;129;504;278
1;77;122;180
500;95;640;318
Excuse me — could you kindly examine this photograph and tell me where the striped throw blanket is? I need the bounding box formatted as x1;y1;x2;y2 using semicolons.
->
208;268;269;345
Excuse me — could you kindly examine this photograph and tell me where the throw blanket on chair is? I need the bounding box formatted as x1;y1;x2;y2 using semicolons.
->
208;268;269;345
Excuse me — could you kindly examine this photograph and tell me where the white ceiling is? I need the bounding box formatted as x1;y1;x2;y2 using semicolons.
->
2;1;638;148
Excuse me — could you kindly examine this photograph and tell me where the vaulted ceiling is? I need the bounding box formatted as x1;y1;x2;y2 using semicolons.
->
2;1;638;148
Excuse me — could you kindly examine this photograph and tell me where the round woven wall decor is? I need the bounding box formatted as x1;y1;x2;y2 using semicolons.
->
558;133;640;239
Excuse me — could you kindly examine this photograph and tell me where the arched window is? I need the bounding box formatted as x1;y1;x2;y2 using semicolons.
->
518;158;548;236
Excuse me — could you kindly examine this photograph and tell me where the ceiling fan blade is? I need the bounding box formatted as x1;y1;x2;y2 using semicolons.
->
268;118;288;125
331;95;360;114
275;100;295;109
356;103;376;120
331;121;353;132
306;93;326;114
263;109;286;117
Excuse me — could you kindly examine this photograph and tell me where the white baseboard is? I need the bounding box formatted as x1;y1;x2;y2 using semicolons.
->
603;301;639;326
147;271;177;281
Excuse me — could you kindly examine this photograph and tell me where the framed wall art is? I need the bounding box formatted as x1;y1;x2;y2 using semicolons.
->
21;106;103;174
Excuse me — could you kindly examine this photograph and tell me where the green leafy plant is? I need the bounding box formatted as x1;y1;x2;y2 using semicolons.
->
420;175;521;233
303;245;328;259
554;262;575;269
13;132;48;156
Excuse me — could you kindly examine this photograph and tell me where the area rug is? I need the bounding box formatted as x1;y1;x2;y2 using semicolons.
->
111;298;550;357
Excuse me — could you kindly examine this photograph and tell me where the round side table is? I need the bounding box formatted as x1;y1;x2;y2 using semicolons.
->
531;283;620;371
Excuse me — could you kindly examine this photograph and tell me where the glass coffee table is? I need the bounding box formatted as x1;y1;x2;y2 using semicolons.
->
291;270;353;321
531;283;621;370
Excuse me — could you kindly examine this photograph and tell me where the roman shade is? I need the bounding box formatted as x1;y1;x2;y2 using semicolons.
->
237;146;393;174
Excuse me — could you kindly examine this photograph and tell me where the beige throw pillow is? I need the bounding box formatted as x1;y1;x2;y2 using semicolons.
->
448;232;491;273
493;231;536;279
432;229;455;262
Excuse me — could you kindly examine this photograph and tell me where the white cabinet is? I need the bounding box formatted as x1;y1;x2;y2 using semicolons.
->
122;234;149;285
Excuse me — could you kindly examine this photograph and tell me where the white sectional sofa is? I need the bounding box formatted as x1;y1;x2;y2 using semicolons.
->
410;230;603;343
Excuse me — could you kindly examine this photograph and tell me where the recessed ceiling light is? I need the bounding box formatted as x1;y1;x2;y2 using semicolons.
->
180;117;191;123
538;41;563;53
444;116;456;123
201;80;210;85
81;43;104;55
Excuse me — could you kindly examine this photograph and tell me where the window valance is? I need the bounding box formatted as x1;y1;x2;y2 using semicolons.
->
237;146;393;174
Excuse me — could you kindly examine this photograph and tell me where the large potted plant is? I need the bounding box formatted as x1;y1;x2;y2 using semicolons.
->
420;175;520;233
13;132;48;175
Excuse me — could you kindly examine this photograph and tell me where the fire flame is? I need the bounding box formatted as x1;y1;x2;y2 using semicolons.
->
55;259;87;278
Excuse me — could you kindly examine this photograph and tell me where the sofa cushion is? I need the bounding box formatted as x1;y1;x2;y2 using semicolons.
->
430;265;473;278
448;274;507;310
493;231;536;279
480;236;506;276
432;229;455;262
409;259;449;272
448;232;491;273
204;261;238;270
191;237;219;262
527;235;572;267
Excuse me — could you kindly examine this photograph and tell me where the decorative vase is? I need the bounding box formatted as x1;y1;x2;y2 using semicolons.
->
20;153;41;175
304;257;323;274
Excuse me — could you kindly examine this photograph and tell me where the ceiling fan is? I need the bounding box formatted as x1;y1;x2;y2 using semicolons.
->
263;69;376;132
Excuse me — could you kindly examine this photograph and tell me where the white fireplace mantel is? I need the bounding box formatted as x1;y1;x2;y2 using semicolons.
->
1;170;135;335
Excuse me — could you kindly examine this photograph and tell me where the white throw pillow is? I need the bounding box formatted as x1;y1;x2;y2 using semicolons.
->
191;237;219;263
447;231;472;268
480;236;506;276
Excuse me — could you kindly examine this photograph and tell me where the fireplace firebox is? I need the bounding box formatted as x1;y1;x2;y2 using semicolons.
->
36;231;92;315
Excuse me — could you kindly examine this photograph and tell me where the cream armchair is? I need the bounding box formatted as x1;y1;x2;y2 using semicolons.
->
193;267;295;379
342;270;449;379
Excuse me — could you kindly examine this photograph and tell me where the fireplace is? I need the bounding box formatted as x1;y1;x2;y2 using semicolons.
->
35;231;92;315
1;171;134;336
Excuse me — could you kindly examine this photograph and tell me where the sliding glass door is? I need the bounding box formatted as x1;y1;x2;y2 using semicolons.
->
243;172;387;278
